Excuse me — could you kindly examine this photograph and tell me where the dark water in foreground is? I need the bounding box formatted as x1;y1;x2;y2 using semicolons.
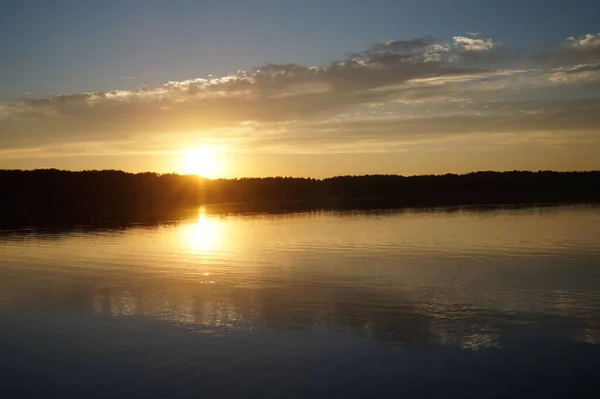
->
1;204;599;398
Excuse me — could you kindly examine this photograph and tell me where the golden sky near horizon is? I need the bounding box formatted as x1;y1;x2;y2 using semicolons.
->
2;8;600;178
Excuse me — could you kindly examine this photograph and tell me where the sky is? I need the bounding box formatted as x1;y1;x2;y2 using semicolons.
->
1;0;600;177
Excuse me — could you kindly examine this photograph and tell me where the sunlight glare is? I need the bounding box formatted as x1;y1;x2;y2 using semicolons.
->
182;207;222;253
180;147;221;178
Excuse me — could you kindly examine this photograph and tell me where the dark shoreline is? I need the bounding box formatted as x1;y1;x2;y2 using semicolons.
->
1;199;598;230
1;169;599;227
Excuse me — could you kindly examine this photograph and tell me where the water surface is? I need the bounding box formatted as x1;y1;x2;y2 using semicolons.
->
1;204;599;398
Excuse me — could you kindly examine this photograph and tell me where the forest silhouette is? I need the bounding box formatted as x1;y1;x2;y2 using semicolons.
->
1;169;599;225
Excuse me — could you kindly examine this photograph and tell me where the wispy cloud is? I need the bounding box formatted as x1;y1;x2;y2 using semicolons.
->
1;32;600;159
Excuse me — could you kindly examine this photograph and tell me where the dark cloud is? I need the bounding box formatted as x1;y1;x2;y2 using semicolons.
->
367;36;437;53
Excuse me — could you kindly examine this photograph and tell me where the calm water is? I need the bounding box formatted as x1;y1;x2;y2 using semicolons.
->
1;204;599;398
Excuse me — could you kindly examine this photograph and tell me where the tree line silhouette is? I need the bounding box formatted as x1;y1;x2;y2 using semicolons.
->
1;169;599;224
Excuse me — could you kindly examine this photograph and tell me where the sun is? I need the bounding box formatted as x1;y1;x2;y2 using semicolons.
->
180;147;221;178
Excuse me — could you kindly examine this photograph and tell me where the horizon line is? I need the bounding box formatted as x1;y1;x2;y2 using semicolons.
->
2;168;599;180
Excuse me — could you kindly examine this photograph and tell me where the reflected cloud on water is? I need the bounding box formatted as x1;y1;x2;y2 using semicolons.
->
3;273;597;351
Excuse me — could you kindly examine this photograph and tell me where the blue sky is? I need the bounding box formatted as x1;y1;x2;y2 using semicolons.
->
2;0;599;99
1;0;600;176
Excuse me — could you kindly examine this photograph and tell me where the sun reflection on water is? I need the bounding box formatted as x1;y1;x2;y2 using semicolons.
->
182;206;222;253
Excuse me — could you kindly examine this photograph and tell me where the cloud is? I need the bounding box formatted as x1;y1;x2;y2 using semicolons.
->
1;32;600;159
563;34;600;63
368;36;437;53
567;33;600;54
244;97;600;154
453;36;497;52
533;33;600;65
548;63;600;83
552;63;600;74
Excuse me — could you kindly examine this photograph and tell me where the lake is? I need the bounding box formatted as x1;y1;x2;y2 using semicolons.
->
1;204;599;398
